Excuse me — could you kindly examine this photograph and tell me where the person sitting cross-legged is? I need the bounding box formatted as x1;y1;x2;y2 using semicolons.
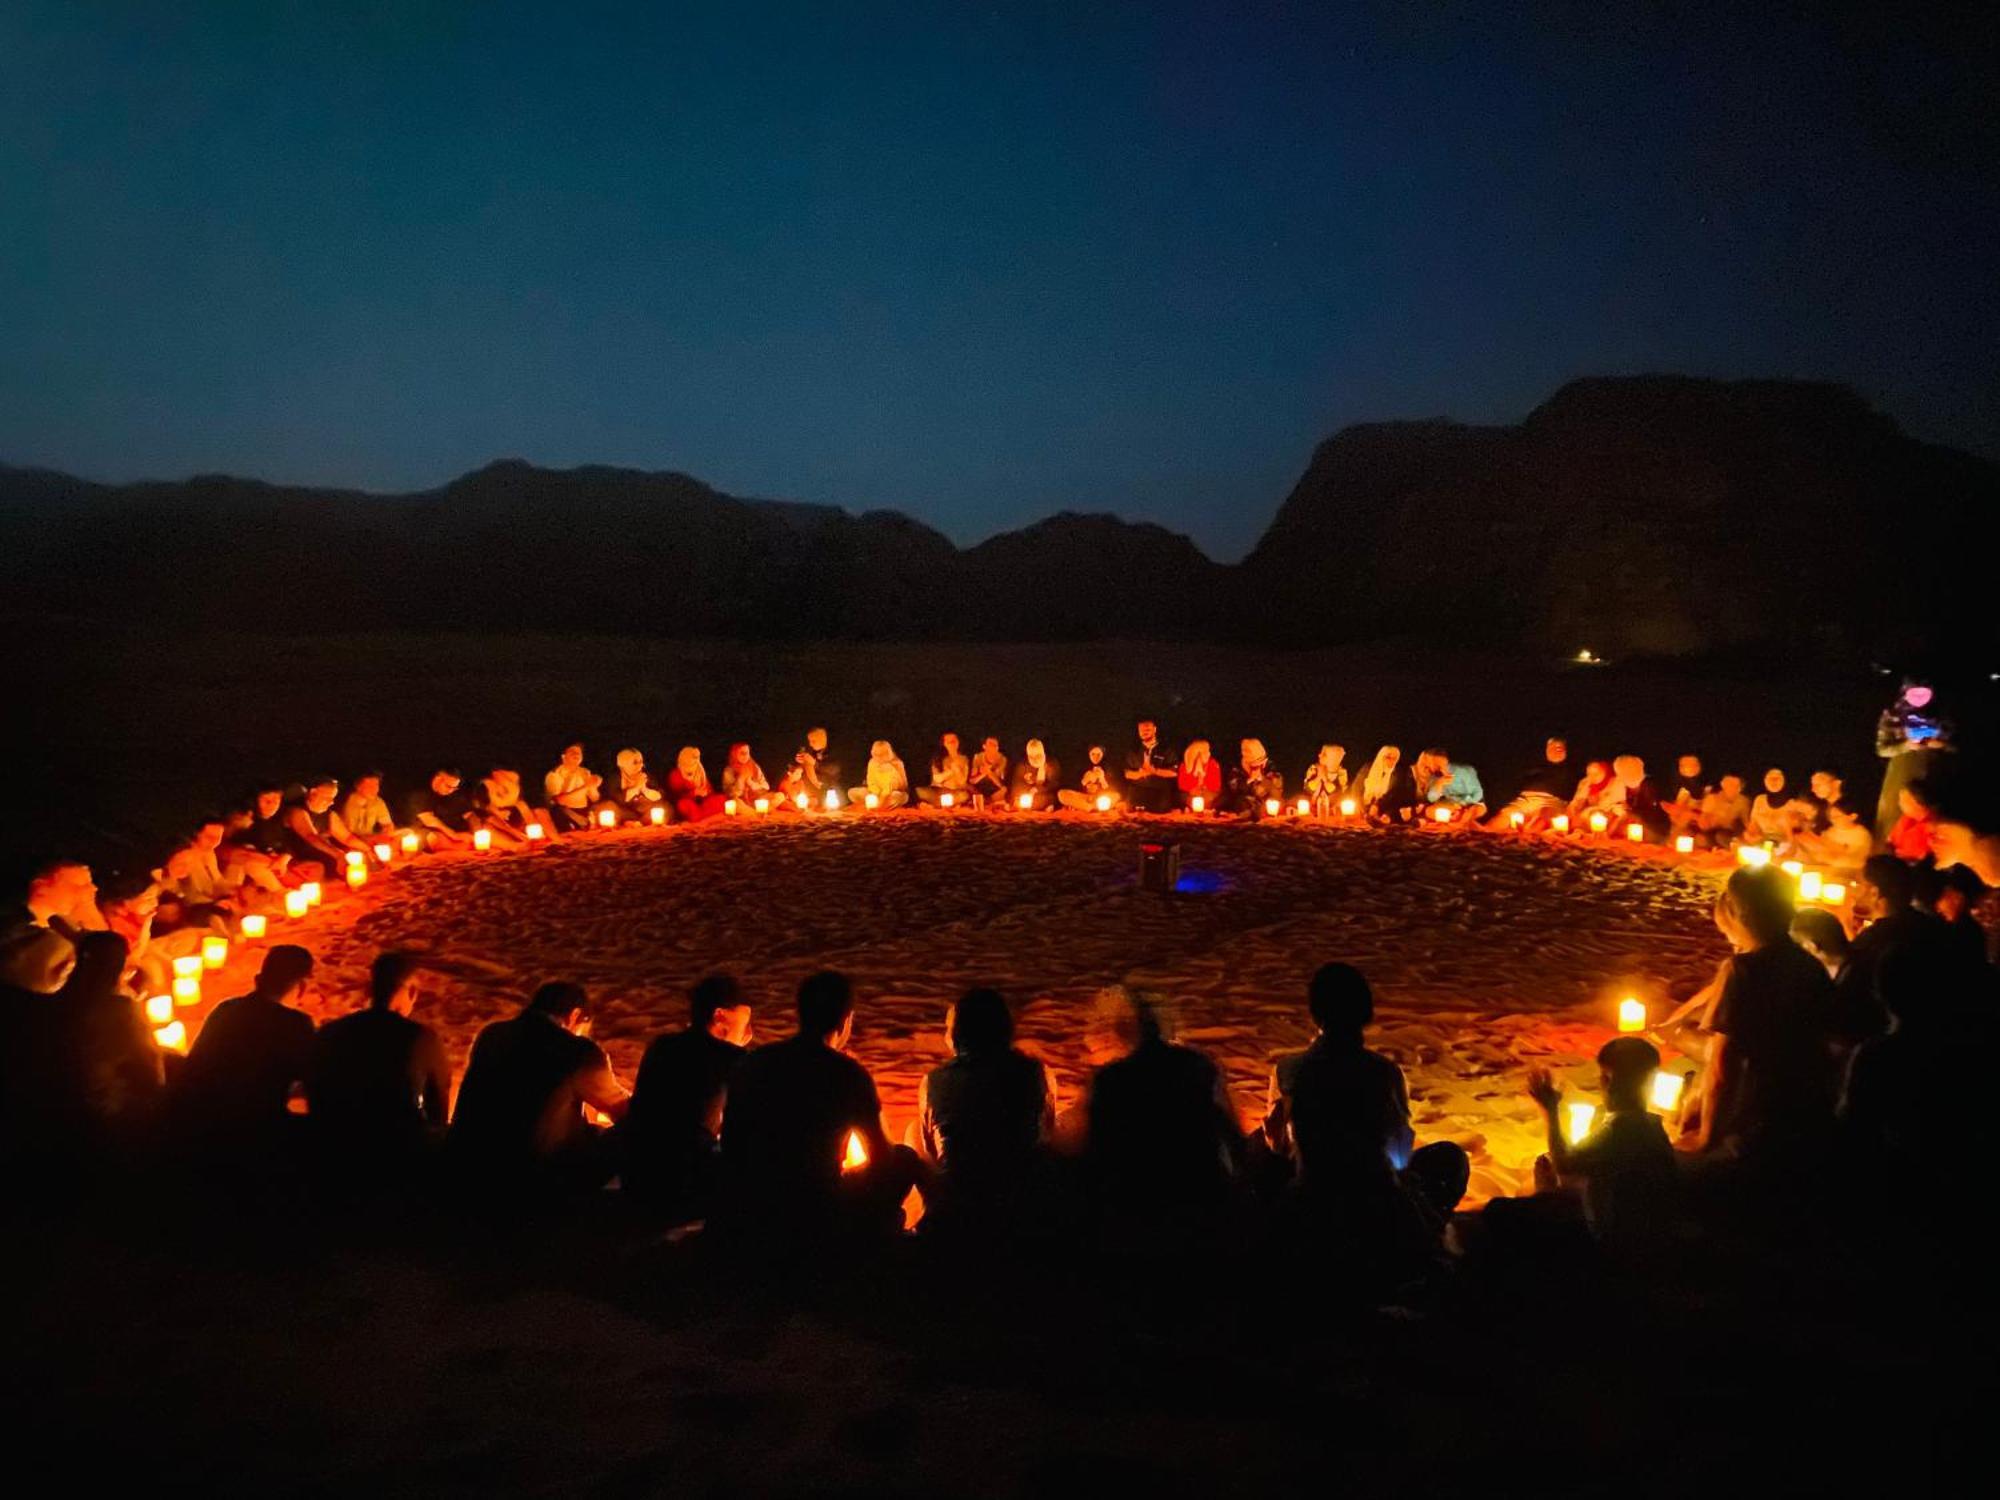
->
306;950;451;1187
916;988;1054;1240
1525;1037;1679;1248
623;974;754;1223
174;944;318;1176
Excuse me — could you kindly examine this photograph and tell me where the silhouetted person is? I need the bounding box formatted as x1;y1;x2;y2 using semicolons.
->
1839;855;1951;1043
1839;940;1980;1189
57;931;164;1154
449;981;628;1197
176;944;318;1170
624;974;753;1221
1527;1037;1677;1245
307;951;451;1180
916;988;1054;1235
718;970;914;1244
0;923;80;1187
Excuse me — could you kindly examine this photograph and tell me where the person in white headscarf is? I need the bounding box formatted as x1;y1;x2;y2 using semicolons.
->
1008;739;1061;811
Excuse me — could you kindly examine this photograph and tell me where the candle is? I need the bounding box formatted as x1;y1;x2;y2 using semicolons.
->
302;881;322;907
1675;834;1695;854
172;954;203;980
524;823;545;841
1265;797;1282;817
824;789;840;810
598;807;618;828
939;793;954;808
1564;1101;1597;1145
1296;797;1311;817
285;889;309;918
754;797;771;814
723;799;737;816
1189;796;1205;813
172;975;201;1004
1432;806;1453;824
400;831;421;854
1821;881;1847;905
152;1019;189;1054
201;935;228;969
865;793;880;809
1017;793;1034;810
473;828;493;850
344;849;365;869
648;804;667;825
1589;812;1609;834
144;994;174;1024
794;792;809;810
1780;859;1804;878
374;841;394;861
1648;1069;1686;1114
841;1128;869;1173
346;866;367;889
240;913;267;939
1617;997;1646;1033
1096;793;1113;812
1626;822;1644;842
1509;812;1525;830
1798;871;1824;902
1552;814;1571;833
1736;844;1770;867
1339;797;1357;818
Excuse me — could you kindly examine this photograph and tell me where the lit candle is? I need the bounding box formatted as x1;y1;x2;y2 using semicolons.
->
473;828;493;850
1589;812;1609;834
302;881;322;907
1265;797;1282;817
172;975;201;1004
1552;814;1571;833
1096;793;1113;812
939;793;954;808
598;807;618;829
1432;806;1453;824
841;1128;869;1173
1780;859;1803;878
346;865;367;889
865;793;880;809
1509;812;1525;830
723;799;737;816
1564;1101;1597;1145
285;889;309;918
344;849;365;868
153;1019;189;1054
144;994;174;1024
374;841;394;861
1339;797;1357;818
1189;795;1205;813
794;792;808;810
1617;997;1646;1033
1798;871;1823;902
754;797;771;814
1821;881;1847;905
648;804;667;825
824;789;840;810
172;954;203;980
1675;835;1695;854
201;935;229;969
1017;793;1034;810
400;831;421;854
239;913;267;939
524;823;545;841
1296;797;1311;817
1648;1069;1686;1114
1626;822;1644;842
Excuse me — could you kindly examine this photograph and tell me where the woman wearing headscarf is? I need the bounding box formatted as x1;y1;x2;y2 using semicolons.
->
1177;740;1222;812
1303;744;1349;816
719;743;771;809
849;740;911;809
1008;739;1061;811
668;747;729;822
615;749;666;820
916;732;971;807
1058;746;1121;811
1224;738;1285;818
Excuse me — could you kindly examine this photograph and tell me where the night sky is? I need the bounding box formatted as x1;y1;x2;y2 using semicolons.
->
2;2;1993;559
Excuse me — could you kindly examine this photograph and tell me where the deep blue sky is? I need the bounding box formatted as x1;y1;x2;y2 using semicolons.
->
2;2;1993;559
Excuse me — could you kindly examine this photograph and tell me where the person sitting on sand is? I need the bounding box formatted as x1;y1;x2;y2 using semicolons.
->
1696;774;1751;845
1177;739;1222;811
340;773;397;844
1913;862;1992;973
916;733;970;807
239;784;322;882
285;777;371;873
307;951;451;1174
1526;1036;1677;1244
477;768;552;844
22;858;108;940
1745;768;1802;848
1839;941;1981;1184
850;740;911;809
624;974;753;1221
720;743;772;808
1565;759;1617;825
175;944;318;1161
1058;746;1120;811
1789;906;1852;984
449;981;629;1194
543;743;604;830
1123;719;1179;813
1601;754;1667;839
790;728;843;804
1009;739;1061;811
1356;745;1414;823
669;747;729;822
967;736;1009;809
916;987;1054;1235
1839;855;1956;1036
1224;738;1284;818
1420;749;1486;822
180;815;281;903
718;970;917;1243
615;749;666;820
1663;754;1709;831
153;832;243;933
403;767;477;849
1489;736;1570;830
1303;743;1350;816
57;931;164;1151
1798;796;1872;872
1887;782;1938;863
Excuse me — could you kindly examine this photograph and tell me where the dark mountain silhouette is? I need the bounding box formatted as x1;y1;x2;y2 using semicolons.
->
4;376;1990;654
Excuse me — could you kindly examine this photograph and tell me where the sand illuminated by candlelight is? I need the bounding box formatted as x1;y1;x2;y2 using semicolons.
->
304;817;1729;1202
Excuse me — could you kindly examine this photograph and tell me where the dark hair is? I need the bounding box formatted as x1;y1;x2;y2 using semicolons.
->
433;766;463;780
61;931;130;1002
306;775;338;792
1724;867;1794;946
1595;1035;1661;1091
1789;907;1850;958
797;970;853;1038
370;951;424;1009
1875;942;1959;1028
949;988;1013;1054
690;973;745;1029
528;980;587;1017
97;867;157;905
354;770;383;784
1308;962;1373;1035
258;944;315;995
1861;853;1916;911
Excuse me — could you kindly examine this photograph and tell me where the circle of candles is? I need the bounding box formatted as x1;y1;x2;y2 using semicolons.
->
144;994;175;1024
648;804;667;825
1509;812;1525;830
1295;797;1311;817
1432;806;1453;824
374;841;394;861
1648;1069;1687;1113
285;889;309;918
597;808;618;829
473;828;493;850
1264;797;1282;817
865;793;880;809
1553;814;1571;833
153;1019;189;1054
1675;834;1695;854
1095;794;1113;812
1626;822;1644;842
754;797;771;814
239;913;267;939
1589;812;1609;834
172;975;201;1004
1189;795;1205;813
1564;1101;1597;1144
1017;793;1034;810
524;823;545;841
400;832;420;854
201;935;229;969
939;793;954;808
1617;997;1646;1032
346;866;367;889
172;954;203;980
302;880;323;907
824;789;840;810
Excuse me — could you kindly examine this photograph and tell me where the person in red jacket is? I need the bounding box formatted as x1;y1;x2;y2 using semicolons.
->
668;747;729;822
1177;739;1223;811
1887;782;1937;862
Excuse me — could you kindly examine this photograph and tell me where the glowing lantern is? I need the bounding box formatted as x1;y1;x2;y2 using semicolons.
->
824;789;840;810
584;1105;614;1128
239;913;267;939
1296;797;1312;816
172;975;201;1004
754;797;771;814
724;799;738;816
1799;871;1824;902
1339;797;1357;818
1564;1101;1597;1145
1265;798;1282;817
374;841;394;861
302;881;322;907
1737;845;1771;868
1017;793;1034;810
1432;806;1453;824
346;865;367;889
1626;822;1644;842
1649;1069;1686;1114
865;793;880;809
1780;859;1803;878
400;831;421;854
144;994;174;1024
1552;814;1571;833
1821;881;1847;905
1675;835;1695;854
597;807;618;829
172;954;203;980
1509;812;1526;830
939;793;954;808
524;823;545;841
794;792;809;810
1617;997;1646;1033
1589;812;1609;834
1096;794;1113;812
285;889;309;918
841;1129;869;1173
1190;796;1205;813
473;828;493;850
648;804;667;825
202;935;229;969
153;1019;188;1054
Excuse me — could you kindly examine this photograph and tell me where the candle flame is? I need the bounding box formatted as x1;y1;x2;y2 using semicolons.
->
1675;835;1694;853
144;994;174;1024
1564;1101;1597;1144
1617;997;1646;1033
841;1129;869;1173
1264;798;1282;816
1189;796;1205;813
649;804;667;824
152;1019;189;1054
240;914;267;939
473;828;493;849
1648;1069;1686;1113
1095;794;1112;812
1339;798;1357;818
